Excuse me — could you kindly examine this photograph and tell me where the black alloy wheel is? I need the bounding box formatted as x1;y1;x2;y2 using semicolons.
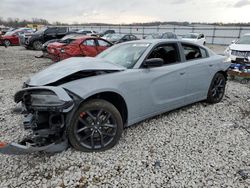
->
68;99;123;152
207;73;226;104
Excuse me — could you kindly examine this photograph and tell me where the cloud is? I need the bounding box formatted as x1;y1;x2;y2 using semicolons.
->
234;0;250;7
0;0;250;24
171;0;188;4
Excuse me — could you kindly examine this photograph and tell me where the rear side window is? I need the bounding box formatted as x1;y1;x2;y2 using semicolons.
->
57;27;67;34
130;35;137;40
97;39;111;47
182;44;208;61
45;28;57;34
83;39;95;46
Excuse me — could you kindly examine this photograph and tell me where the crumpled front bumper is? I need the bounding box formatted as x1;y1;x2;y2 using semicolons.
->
0;86;76;155
0;140;68;155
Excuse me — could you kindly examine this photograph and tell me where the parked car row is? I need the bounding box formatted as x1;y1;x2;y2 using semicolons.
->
1;26;209;63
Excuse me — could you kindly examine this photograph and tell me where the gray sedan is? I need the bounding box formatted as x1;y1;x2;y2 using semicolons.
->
0;39;230;154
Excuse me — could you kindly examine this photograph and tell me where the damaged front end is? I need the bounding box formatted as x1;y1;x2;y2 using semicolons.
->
0;86;75;155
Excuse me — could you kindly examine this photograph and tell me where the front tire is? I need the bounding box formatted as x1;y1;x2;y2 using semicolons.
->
67;99;123;152
206;73;226;104
3;40;11;47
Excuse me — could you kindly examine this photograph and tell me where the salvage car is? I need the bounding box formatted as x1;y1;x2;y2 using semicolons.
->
0;28;34;46
0;39;230;154
224;33;250;63
47;36;112;61
23;27;70;50
107;34;139;44
182;33;206;46
39;34;87;59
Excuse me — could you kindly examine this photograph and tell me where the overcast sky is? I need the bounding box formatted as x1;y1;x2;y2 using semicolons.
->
1;0;250;24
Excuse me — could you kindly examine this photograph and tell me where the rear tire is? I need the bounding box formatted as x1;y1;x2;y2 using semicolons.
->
32;40;43;50
206;73;226;104
67;99;123;152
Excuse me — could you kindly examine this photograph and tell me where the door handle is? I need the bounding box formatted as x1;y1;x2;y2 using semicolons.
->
180;72;185;75
209;64;213;67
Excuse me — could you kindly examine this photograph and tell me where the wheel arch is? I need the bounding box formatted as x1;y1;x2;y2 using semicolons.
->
81;91;128;126
217;70;228;80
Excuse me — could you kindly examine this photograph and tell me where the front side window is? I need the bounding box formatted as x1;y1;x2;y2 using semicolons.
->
182;43;207;60
147;43;180;65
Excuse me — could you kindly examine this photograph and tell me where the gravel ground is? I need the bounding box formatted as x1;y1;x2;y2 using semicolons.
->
0;46;250;188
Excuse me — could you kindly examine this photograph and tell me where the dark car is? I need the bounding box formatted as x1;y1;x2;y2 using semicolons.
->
23;27;70;50
107;34;139;44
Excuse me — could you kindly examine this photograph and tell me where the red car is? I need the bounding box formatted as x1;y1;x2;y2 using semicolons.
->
47;36;113;62
0;28;34;46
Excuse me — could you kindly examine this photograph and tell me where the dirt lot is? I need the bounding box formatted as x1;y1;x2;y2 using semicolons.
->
0;45;250;187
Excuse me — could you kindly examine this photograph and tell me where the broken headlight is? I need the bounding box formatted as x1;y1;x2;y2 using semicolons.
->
30;93;65;107
23;90;73;111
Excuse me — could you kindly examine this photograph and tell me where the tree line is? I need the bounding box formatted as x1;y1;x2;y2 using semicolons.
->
0;17;250;28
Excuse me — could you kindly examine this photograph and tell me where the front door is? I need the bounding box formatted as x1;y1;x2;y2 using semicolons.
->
138;43;189;115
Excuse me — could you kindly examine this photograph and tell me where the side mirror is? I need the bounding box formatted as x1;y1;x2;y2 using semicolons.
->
231;40;237;44
143;58;164;68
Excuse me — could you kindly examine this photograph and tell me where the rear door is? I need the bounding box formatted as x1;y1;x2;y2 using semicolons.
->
44;27;57;41
180;43;214;102
96;39;112;53
80;39;98;57
57;27;68;39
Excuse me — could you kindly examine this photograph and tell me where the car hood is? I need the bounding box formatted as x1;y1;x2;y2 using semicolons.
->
27;57;126;86
230;43;250;51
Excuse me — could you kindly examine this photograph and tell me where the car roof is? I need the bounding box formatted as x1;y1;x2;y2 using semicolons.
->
123;39;179;44
121;39;210;49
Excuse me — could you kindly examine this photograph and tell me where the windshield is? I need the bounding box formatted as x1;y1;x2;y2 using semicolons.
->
4;31;16;36
97;42;150;69
237;35;250;45
183;34;198;39
35;27;47;34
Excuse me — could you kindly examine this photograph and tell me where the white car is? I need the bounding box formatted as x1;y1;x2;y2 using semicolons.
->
76;30;97;36
182;33;206;46
224;33;250;62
